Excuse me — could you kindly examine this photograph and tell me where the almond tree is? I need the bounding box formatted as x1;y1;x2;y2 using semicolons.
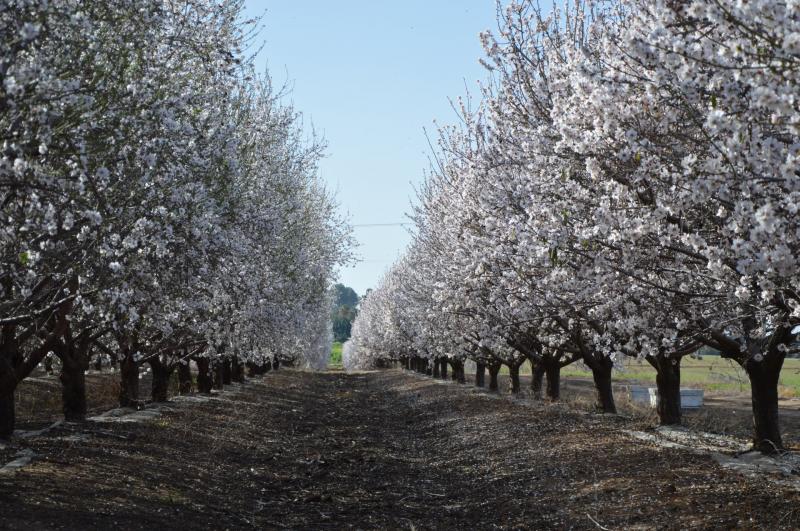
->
554;0;800;451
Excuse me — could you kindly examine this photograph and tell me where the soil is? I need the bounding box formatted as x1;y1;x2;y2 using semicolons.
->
1;369;799;529
491;373;800;446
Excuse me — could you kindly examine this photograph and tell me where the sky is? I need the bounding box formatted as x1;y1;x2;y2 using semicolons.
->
243;1;500;297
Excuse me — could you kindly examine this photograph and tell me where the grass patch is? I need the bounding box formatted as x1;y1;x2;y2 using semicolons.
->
499;356;800;397
329;342;343;368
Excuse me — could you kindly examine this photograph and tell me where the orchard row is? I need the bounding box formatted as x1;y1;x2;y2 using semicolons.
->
346;0;800;454
0;1;350;436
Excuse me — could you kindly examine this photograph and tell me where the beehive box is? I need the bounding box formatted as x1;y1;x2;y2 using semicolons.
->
648;387;704;409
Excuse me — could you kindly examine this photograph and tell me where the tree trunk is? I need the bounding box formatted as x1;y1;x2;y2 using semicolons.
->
0;351;17;438
425;361;433;376
508;364;520;394
588;356;616;413
93;354;102;372
545;363;561;401
745;354;784;453
651;355;681;425
273;358;280;371
44;355;54;375
213;361;224;390
440;359;448;379
531;362;545;399
265;360;272;372
60;356;87;421
449;359;465;383
0;391;13;440
432;359;440;378
222;358;232;385
457;361;466;384
475;362;485;387
232;356;245;383
119;355;140;407
488;363;501;392
196;358;213;394
149;359;172;403
57;337;90;421
178;362;192;394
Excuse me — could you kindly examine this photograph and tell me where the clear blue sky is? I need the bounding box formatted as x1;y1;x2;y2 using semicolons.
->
244;1;500;297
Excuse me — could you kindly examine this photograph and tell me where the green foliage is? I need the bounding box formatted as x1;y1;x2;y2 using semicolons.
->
329;342;343;367
331;283;359;342
333;284;359;308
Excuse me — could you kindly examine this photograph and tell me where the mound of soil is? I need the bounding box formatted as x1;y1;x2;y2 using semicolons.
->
0;369;798;529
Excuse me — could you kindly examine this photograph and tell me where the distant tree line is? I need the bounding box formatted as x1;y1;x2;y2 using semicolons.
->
332;284;359;343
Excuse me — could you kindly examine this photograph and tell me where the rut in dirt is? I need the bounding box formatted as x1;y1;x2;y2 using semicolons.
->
264;371;489;527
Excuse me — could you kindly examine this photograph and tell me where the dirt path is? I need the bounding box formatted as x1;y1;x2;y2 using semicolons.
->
1;369;799;529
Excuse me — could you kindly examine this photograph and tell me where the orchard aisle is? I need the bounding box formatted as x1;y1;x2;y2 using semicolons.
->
1;370;799;529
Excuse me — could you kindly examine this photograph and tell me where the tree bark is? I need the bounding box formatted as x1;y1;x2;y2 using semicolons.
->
545;363;561;401
213;361;224;390
440;359;448;379
531;362;545;399
273;358;280;370
60;355;87;421
432;359;440;378
0;390;13;440
195;358;213;394
450;359;466;383
475;362;485;387
56;336;91;421
222;357;232;385
0;324;60;437
178;362;192;394
232;356;245;383
588;356;616;413
149;358;173;403
745;355;784;453
119;355;140;407
508;364;520;394
488;363;501;392
0;349;17;439
650;355;681;425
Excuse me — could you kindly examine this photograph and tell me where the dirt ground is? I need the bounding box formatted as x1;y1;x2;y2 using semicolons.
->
486;373;800;447
1;369;800;530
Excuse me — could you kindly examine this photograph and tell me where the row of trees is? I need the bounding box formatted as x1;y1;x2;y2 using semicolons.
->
0;0;351;437
346;0;800;454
